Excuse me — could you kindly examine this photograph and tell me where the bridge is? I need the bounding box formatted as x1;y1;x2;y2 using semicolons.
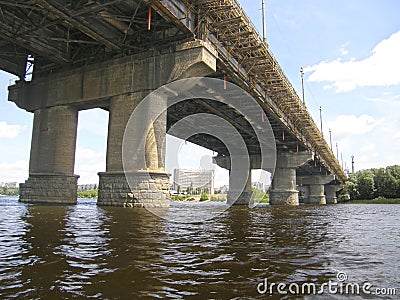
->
1;0;345;206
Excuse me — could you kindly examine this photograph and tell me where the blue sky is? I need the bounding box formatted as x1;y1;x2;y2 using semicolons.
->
0;0;399;186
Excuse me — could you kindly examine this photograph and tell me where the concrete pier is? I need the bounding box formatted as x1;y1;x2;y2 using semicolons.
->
227;168;253;206
325;184;343;204
269;151;313;205
20;106;79;204
298;175;335;205
10;40;217;206
213;155;260;206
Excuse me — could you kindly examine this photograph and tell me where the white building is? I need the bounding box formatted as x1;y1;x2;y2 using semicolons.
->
173;169;214;194
77;184;97;191
252;182;266;192
0;182;19;188
218;185;229;193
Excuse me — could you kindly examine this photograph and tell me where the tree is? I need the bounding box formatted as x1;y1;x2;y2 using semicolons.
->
200;190;209;201
344;174;358;200
356;170;375;200
346;165;400;200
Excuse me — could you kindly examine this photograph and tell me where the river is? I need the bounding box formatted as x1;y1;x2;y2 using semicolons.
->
0;196;398;299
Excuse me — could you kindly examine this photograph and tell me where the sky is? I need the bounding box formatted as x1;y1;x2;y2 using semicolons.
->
0;0;399;187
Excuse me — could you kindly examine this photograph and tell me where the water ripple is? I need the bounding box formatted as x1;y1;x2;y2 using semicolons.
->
0;197;399;299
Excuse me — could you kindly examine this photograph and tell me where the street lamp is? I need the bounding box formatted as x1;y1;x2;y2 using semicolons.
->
319;106;323;137
300;67;306;107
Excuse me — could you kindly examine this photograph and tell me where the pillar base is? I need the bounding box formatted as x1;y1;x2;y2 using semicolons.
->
227;190;254;206
269;190;299;205
326;197;338;204
19;174;79;204
325;185;343;205
98;172;170;207
305;195;326;205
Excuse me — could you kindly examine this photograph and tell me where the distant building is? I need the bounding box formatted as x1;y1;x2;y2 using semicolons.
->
252;182;266;192
173;169;214;194
78;184;97;191
219;185;229;194
4;182;18;188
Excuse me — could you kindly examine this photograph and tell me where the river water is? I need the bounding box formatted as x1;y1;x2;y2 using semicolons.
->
0;196;398;299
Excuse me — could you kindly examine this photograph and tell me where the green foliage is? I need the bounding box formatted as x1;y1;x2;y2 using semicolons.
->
345;165;400;200
0;187;19;196
252;187;269;203
356;170;375;200
373;166;400;198
210;196;225;202
199;191;209;201
171;195;187;201
344;197;400;204
78;189;98;199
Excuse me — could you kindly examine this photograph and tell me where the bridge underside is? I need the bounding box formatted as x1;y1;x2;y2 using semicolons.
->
1;0;345;206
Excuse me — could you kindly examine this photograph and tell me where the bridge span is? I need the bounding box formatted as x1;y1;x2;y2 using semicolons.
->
1;0;345;206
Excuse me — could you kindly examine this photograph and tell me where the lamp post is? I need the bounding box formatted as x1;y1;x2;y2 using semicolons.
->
300;67;306;107
329;128;332;150
262;0;266;43
336;143;339;160
319;106;323;137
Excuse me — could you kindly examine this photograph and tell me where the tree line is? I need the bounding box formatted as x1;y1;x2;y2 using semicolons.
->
0;187;19;196
345;165;400;200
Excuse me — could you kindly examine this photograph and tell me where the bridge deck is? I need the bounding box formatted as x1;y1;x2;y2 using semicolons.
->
0;0;346;182
154;0;346;182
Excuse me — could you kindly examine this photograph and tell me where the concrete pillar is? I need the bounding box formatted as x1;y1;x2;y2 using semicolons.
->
298;175;335;205
98;91;170;207
325;185;343;204
227;168;253;206
269;151;313;205
298;185;309;204
213;155;259;206
97;41;217;207
20;105;79;204
10;40;217;206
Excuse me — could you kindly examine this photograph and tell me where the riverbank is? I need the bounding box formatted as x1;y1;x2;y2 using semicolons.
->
341;197;400;204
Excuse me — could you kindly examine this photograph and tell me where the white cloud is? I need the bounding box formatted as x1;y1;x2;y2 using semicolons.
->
0;160;28;183
360;143;375;153
305;31;400;92
339;43;349;56
75;146;105;184
0;121;23;139
77;109;109;136
327;114;383;140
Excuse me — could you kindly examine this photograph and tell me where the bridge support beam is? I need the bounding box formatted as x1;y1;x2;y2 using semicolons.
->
325;184;343;204
227;168;253;206
298;175;335;204
19;106;79;204
269;151;313;205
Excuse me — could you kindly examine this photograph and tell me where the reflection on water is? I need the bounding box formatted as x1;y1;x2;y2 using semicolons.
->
55;200;114;297
0;199;35;298
0;196;399;299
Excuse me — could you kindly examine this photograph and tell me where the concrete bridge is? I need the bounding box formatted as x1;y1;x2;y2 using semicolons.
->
0;0;345;206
